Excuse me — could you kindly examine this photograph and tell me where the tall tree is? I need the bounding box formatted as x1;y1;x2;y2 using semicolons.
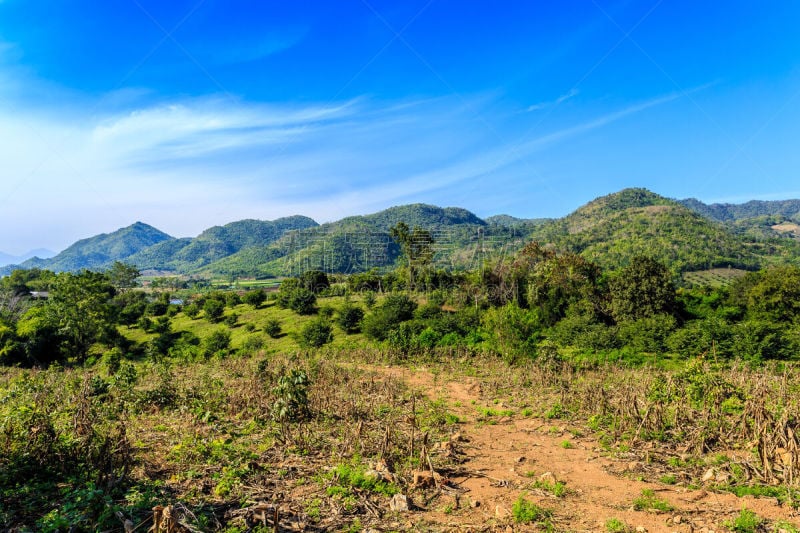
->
609;256;676;322
390;222;434;289
108;261;141;291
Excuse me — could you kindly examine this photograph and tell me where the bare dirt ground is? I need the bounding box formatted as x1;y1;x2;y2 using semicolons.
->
368;364;800;532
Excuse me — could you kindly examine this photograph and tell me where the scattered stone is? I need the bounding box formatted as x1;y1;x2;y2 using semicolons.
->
451;432;466;442
701;468;716;483
470;499;481;508
672;515;683;524
516;456;526;463
635;527;647;533
495;505;509;518
412;470;435;488
389;494;409;512
627;461;640;471
498;416;512;424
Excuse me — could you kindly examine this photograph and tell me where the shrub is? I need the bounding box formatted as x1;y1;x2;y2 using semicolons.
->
242;290;266;308
337;304;364;334
298;318;333;348
203;299;225;323
264;319;282;338
203;328;231;358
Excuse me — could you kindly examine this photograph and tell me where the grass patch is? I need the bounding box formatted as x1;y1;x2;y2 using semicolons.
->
511;494;553;526
724;508;763;533
632;488;674;512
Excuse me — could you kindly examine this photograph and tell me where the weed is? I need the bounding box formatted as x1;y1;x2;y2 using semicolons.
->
774;520;800;533
724;508;763;533
560;440;573;449
534;479;568;498
605;517;629;532
659;474;677;485
545;402;566;419
632;488;674;512
511;494;553;526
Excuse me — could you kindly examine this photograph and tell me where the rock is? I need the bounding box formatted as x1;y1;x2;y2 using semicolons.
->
389;494;409;512
516;456;526;463
538;471;558;485
412;470;435;488
470;499;481;508
363;469;382;481
635;527;647;533
627;461;640;471
451;432;466;442
495;505;509;518
701;468;716;483
672;515;683;524
498;416;512;424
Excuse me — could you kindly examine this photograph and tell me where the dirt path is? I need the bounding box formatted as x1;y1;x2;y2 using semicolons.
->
371;364;800;532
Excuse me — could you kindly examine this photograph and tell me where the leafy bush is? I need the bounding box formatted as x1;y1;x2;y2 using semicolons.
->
264;318;282;338
242;290;266;308
203;299;225;323
337;304;364;334
298;318;333;348
203;328;232;358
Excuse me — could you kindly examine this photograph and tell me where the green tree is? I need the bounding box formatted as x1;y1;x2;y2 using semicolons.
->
609;256;676;322
203;298;225;322
337;303;364;334
107;261;140;291
390;222;434;290
243;289;267;308
298;317;333;348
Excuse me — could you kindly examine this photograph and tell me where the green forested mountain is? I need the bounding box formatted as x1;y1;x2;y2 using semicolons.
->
126;216;318;272
4;222;173;274
680;197;800;223
198;204;526;277
529;188;779;273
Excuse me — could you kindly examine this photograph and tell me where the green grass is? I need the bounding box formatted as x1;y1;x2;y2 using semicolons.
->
511;494;553;526
724;508;763;533
605;517;629;533
632;488;674;512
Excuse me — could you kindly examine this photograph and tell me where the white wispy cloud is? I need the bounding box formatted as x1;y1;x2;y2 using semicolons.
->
526;88;579;112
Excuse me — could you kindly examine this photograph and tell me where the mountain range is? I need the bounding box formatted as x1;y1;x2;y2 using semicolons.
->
2;189;799;278
0;248;56;268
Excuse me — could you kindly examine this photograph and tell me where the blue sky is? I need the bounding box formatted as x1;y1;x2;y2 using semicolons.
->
1;1;799;254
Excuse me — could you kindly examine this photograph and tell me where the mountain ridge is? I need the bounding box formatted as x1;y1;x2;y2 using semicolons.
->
4;189;800;277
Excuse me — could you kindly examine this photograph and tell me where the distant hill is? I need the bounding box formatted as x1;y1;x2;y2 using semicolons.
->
485;214;551;227
679;198;800;223
198;204;516;278
4;222;173;274
529;188;771;273
0;248;55;268
126;216;318;272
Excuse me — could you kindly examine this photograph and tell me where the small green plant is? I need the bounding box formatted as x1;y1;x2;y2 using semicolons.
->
560;440;573;449
545;402;566;419
327;458;399;497
605;517;629;533
534;479;567;498
264;318;282;338
511;494;552;525
724;508;763;533
659;474;677;485
632;488;674;512
774;520;800;533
